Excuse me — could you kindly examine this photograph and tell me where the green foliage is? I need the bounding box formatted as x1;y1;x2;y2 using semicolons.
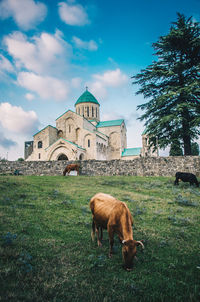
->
0;175;200;301
169;139;183;156
17;158;24;162
0;157;7;162
133;13;200;155
191;142;200;155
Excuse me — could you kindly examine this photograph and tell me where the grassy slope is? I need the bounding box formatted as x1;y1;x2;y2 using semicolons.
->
0;175;200;302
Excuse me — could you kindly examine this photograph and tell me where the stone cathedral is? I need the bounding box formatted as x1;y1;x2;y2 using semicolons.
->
24;89;157;161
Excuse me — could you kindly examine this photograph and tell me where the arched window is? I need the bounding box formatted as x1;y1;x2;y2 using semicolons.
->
87;106;89;116
58;130;63;138
92;106;94;117
38;153;41;159
76;128;80;141
88;139;90;147
96;108;98;118
79;153;84;160
38;141;42;148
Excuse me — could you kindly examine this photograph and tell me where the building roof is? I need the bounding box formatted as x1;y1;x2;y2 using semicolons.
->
45;138;86;151
75;89;100;106
121;147;142;157
96;119;124;128
55;109;74;121
33;125;57;137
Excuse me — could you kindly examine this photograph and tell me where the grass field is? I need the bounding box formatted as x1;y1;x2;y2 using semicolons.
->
0;175;200;302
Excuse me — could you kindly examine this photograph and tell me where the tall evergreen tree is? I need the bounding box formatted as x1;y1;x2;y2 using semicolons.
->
169;139;183;156
191;142;199;155
133;13;200;155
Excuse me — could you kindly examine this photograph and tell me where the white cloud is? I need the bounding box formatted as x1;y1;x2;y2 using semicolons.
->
25;93;35;101
72;36;98;51
90;81;107;99
93;68;128;87
18;72;69;101
4;31;72;74
71;77;82;88
0;102;39;135
0;0;47;30
58;1;89;26
89;68;128;99
0;54;14;73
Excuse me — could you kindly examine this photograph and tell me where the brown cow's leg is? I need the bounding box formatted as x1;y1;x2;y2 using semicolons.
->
107;225;114;257
91;219;95;241
96;226;102;247
100;227;103;241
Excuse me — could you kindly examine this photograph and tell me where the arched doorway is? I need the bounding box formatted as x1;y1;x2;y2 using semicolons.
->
79;153;84;160
58;154;68;160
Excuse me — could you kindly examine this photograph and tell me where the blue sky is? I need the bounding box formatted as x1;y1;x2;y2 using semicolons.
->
0;0;200;160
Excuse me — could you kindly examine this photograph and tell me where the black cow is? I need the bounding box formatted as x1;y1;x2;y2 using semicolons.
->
174;172;199;187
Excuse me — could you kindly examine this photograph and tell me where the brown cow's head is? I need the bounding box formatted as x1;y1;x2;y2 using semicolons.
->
122;240;144;271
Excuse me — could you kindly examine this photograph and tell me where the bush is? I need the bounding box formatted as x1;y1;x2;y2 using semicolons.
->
17;158;24;162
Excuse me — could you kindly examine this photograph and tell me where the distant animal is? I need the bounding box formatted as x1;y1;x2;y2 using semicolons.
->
174;172;199;187
14;169;22;175
63;164;80;176
89;192;144;271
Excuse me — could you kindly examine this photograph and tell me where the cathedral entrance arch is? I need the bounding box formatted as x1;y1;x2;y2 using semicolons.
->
48;146;73;161
58;154;68;160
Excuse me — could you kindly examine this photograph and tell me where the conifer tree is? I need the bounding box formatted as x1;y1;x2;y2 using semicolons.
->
133;13;200;155
169;139;183;156
191;142;199;155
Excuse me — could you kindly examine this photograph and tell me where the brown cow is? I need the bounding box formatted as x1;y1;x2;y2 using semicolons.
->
90;192;144;270
63;164;80;176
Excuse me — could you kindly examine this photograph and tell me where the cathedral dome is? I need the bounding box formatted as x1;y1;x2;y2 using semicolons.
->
75;88;100;122
75;89;100;106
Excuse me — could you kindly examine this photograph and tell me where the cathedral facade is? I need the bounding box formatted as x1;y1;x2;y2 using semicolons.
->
24;89;157;161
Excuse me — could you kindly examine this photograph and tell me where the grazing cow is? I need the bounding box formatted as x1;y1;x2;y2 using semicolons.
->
174;172;199;187
63;164;80;176
90;193;144;271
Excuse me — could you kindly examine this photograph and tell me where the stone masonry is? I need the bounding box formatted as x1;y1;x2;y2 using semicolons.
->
0;156;199;177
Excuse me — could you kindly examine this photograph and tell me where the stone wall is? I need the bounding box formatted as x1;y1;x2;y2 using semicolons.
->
0;156;200;177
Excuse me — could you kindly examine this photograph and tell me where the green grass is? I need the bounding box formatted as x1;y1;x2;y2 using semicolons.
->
0;175;200;302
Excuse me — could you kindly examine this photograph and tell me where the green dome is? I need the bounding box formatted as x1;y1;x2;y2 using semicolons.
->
75;90;100;106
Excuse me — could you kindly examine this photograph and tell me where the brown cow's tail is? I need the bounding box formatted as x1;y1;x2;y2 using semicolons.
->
91;219;95;241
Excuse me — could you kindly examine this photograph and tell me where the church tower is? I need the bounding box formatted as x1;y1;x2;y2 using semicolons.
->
75;88;100;123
